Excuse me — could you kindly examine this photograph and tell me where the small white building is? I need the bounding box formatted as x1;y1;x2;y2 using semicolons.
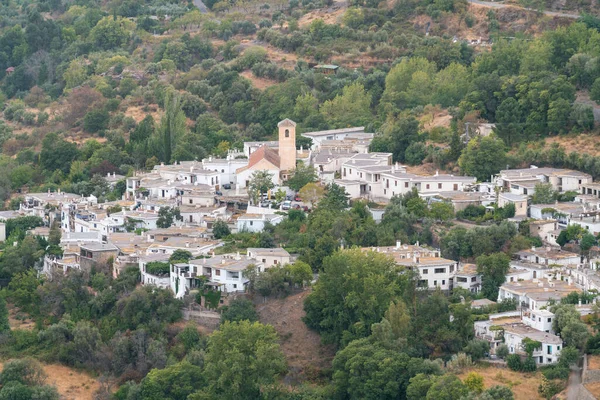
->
301;127;371;151
247;247;291;267
497;279;578;310
237;213;284;233
496;167;591;195
453;263;482;293
139;254;171;289
515;247;580;267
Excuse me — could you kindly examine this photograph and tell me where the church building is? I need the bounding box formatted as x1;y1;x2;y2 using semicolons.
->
235;119;297;188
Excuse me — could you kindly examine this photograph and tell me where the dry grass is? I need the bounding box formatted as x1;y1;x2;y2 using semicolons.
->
298;0;347;28
457;366;544;400
7;304;35;331
0;361;100;400
588;354;600;370
544;134;600;157
257;290;335;382
240;70;278;90
123;104;162;124
585;381;600;398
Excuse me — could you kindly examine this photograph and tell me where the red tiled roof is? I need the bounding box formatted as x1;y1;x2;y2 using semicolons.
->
247;145;280;169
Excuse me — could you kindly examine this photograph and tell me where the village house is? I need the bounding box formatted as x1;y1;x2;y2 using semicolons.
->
498;192;528;217
495;166;592;195
475;315;563;365
77;242;120;274
515;246;581;267
567;215;600;235
497;279;578;310
171;253;266;298
528;220;559;244
529;202;587;226
139;254;171;289
363;242;462;291
574;193;600;211
453;263;482;293
201;151;249;186
301;126;372;151
425;191;492;212
236;213;284;233
247;247;291;268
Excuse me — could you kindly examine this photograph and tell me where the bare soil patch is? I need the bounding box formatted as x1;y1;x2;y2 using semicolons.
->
298;0;347;28
7;304;35;331
588;354;600;370
544;134;600;157
458;366;543;400
0;361;100;400
257;290;335;382
240;70;278;90
585;381;600;398
124;104;162;124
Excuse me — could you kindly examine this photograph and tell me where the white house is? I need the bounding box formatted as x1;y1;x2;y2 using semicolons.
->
170;254;266;298
453;263;482;293
139;254;171;289
496;167;591;195
498;193;528;217
515;247;580;267
301;126;371;151
202;152;249;186
497;279;578;310
237;213;284;233
247;248;291;267
529;202;586;226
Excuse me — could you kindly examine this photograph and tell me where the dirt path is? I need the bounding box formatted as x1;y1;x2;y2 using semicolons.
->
468;0;580;18
257;290;335;382
0;361;100;400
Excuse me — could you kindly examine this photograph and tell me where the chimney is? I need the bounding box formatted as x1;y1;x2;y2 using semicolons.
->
160;162;164;166
185;242;190;248
107;172;110;177
435;170;439;176
203;257;206;264
396;240;401;249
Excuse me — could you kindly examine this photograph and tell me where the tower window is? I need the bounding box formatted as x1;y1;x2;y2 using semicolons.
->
285;129;289;138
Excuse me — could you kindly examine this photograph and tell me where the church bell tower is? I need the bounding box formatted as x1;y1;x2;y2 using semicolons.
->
277;118;297;172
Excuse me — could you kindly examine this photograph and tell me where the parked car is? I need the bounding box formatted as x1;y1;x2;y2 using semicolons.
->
215;191;223;196
282;200;292;210
222;183;231;189
260;200;271;207
294;194;302;201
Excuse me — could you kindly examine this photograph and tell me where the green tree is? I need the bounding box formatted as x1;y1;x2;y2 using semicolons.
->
476;253;510;301
298;182;325;207
140;361;205;400
407;374;436;400
495;97;523;145
531;183;556;204
169;250;192;264
40;133;79;174
212;220;231;239
220;298;258;324
426;374;468;400
248;170;275;204
320;83;372;128
429;202;454;221
459;136;507;182
90;16;135;50
155;90;187;163
157;207;181;229
287;163;318;192
200;321;286;400
303;249;407;347
332;338;424;400
0;297;9;333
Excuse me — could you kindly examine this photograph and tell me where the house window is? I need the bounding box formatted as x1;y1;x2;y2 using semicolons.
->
250;221;253;226
450;265;454;273
426;184;430;189
557;346;560;351
395;181;397;187
405;182;409;188
434;280;438;286
547;318;552;322
442;280;445;285
274;260;278;264
547;346;552;354
434;268;445;274
471;277;477;282
285;129;290;138
221;169;224;173
547;358;552;363
453;184;458;190
262;259;266;263
216;269;221;276
438;183;442;189
233;284;237;289
384;190;387;195
189;199;193;204
422;269;428;274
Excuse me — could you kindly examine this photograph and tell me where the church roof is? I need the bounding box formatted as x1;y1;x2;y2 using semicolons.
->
236;145;280;174
278;118;296;127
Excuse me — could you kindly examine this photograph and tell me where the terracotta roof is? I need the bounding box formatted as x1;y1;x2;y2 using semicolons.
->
247;145;280;169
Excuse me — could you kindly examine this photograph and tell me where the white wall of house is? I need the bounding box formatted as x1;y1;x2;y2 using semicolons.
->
418;263;456;291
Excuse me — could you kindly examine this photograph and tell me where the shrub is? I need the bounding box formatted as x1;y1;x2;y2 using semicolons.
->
506;354;522;371
83;109;109;133
447;353;473;372
496;344;509;359
463;372;484;393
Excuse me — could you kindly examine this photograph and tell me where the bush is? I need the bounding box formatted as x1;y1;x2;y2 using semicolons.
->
220;298;258;324
496;344;509;359
463;372;484;393
447;353;473;372
463;339;489;361
506;354;522;371
83;109;109;133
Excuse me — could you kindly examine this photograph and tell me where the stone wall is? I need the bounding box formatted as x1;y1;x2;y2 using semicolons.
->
182;309;220;330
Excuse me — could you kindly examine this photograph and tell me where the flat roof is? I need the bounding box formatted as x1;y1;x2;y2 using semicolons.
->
80;242;119;252
502;323;563;344
247;248;290;257
302;127;366;137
